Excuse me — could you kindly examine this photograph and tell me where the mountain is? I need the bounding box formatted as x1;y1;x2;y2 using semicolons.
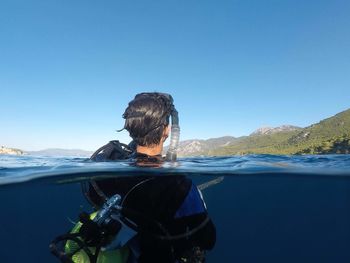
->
164;136;237;157
27;148;93;157
212;109;350;155
173;109;350;156
250;125;301;136
285;108;350;154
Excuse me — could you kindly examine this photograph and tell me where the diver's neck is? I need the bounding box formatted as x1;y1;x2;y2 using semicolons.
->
136;143;163;156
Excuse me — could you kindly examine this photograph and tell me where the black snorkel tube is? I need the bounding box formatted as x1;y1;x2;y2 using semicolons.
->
165;100;180;162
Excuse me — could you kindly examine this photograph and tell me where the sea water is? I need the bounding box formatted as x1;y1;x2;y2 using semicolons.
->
0;154;349;263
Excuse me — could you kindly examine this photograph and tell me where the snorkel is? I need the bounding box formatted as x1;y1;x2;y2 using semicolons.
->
164;95;180;162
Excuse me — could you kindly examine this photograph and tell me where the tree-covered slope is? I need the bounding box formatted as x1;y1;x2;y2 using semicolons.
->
211;109;350;155
210;131;300;155
286;109;350;154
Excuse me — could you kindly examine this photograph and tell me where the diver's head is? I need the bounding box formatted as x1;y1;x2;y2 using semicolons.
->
122;92;173;147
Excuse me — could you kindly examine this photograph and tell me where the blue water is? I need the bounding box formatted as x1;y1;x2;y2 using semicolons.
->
1;154;350;262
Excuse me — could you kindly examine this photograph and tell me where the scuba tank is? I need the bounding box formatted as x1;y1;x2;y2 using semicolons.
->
50;194;135;263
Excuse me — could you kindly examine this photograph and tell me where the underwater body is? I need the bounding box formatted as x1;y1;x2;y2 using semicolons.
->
0;154;350;263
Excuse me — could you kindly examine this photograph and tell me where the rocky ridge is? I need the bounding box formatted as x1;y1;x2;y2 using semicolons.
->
250;125;301;136
0;146;24;155
164;136;237;157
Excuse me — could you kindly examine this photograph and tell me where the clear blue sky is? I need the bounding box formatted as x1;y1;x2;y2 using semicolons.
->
1;0;349;151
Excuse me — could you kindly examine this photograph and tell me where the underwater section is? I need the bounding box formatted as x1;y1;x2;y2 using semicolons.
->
0;154;350;262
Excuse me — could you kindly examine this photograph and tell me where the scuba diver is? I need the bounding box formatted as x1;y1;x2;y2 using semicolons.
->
50;92;216;263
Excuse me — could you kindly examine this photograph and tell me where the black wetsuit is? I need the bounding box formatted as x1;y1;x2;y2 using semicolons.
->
85;153;216;263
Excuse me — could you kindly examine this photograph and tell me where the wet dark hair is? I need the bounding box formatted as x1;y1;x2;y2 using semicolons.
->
122;93;171;146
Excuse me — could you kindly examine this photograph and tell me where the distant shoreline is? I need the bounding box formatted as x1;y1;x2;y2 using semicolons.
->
2;108;349;157
0;146;24;156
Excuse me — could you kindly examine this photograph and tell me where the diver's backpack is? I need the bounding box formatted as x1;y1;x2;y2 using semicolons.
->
90;140;136;162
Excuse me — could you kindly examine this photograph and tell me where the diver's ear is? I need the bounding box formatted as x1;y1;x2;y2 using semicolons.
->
162;125;170;142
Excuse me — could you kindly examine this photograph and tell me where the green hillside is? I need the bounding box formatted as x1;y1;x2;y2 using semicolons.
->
211;109;350;155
